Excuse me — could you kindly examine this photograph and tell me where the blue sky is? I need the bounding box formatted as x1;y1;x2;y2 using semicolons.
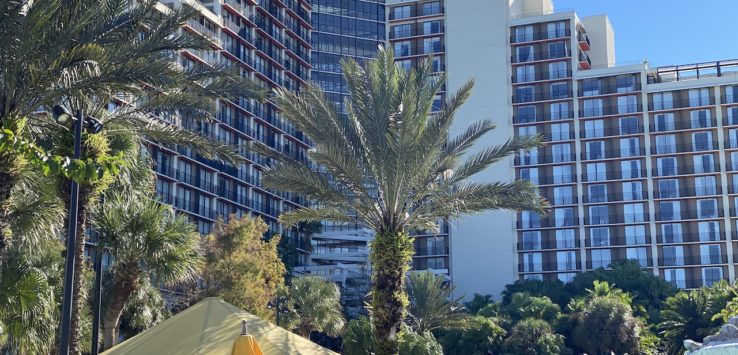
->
553;0;738;67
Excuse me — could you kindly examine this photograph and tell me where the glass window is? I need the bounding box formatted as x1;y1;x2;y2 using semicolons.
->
516;45;534;62
551;123;570;141
517;106;536;123
515;85;535;103
553;186;574;205
519;168;539;184
515;25;534;42
552;143;571;163
554;208;575;227
522;231;542;250
622;181;643;200
703;267;723;286
626;247;648;267
658;179;679;198
557;250;577;271
394;40;411;57
516;65;536;83
423;37;442;53
657;157;677;176
591;249;612;269
588;184;607;203
616;75;637;93
590;227;610;247
550;102;570;120
698;221;720;242
700;244;722;265
692;131;713;151
586;162;607;181
655;134;676;154
665;268;686;288
625;225;647;245
654;113;675;132
624;203;645;222
393;5;411;19
663;246;685;266
586;140;605;160
589;205;609;225
690;109;711;129
697;199;718;218
619;116;639;134
617;95;638;114
582;79;601;96
659;201;681;221
653;92;674;110
548;61;568;79
558;273;576;283
550;82;569;99
688;88;711;107
547;41;568;58
556;229;576;248
421;1;441;16
553;165;572;183
521;211;541;228
584;119;604;138
620;137;640;157
422;20;442;35
547;21;567;38
662;223;683;243
583;98;603;117
621;160;641;178
392;24;411;38
695;176;717;196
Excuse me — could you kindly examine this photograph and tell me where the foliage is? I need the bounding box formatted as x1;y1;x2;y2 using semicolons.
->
502;279;572;307
571;296;642;355
437;316;505;355
503;318;569;355
342;316;375;355
503;292;562;324
281;276;346;338
713;284;738;323
263;46;546;354
405;271;469;332
397;327;443;355
201;216;285;320
465;293;495;315
117;279;170;340
659;282;731;355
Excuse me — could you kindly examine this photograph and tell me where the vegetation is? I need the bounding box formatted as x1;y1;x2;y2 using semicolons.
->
201;216;285;320
281;276;346;338
405;271;468;332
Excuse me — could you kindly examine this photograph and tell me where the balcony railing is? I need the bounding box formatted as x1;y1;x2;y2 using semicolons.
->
510;29;571;43
649;97;716;110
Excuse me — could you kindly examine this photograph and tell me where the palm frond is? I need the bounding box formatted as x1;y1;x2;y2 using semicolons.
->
276;207;355;229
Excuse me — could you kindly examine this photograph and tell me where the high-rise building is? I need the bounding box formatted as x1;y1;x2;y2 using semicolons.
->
146;0;313;256
388;0;738;298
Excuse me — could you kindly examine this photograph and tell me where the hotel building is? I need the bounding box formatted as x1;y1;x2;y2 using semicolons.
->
388;0;738;298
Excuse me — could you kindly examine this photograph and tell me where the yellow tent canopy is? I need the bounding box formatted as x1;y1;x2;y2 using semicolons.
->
101;297;338;355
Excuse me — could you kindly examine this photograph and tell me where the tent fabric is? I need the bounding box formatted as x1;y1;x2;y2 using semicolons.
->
231;335;264;355
102;297;338;355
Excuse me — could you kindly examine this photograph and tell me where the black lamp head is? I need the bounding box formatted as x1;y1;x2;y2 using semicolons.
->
52;105;74;124
84;116;103;134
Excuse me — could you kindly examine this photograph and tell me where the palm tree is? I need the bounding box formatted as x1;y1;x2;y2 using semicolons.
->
659;287;727;355
405;271;468;333
93;190;201;350
1;0;263;351
281;276;346;338
262;47;546;354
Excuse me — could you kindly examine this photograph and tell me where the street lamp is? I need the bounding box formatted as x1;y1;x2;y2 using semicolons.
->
53;105;104;355
267;295;289;327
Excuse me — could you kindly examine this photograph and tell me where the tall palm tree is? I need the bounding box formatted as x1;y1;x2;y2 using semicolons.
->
93;190;201;350
405;271;468;333
263;48;546;354
659;287;727;355
1;0;263;351
281;276;346;338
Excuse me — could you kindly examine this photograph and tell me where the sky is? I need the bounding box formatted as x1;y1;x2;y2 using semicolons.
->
552;0;738;67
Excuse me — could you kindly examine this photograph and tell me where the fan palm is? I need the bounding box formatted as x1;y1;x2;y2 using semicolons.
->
659;288;727;355
281;276;346;338
1;0;263;351
263;47;546;354
405;271;468;333
93;190;201;350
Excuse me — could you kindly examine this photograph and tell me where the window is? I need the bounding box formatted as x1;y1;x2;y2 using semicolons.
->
659;201;681;220
620;116;639;134
431;56;443;72
392;24;411;38
583;98;603;117
521;211;541;228
617;95;638;113
588;184;607;203
548;41;568;58
523;252;542;272
665;268;686;288
393;5;411;19
662;223;683;243
396;59;412;71
700;244;722;265
516;45;534;62
591;249;612;269
653;92;673;110
519;148;538;165
421;1;441;16
552;143;571;163
548;61;568;79
553;186;574;205
616;75;637;93
589;205;609;225
690;109;711;128
584;119;604;138
698;221;720;242
656;157;677;176
697;199;718;218
558;273;576;283
688;88;711;107
692;131;713;151
703;267;723;286
423;37;442;53
515;25;534;42
586;140;605;160
729;129;738;148
582;79;601;96
518;125;536;138
394;41;411;57
555;208;575;227
590;227;610;247
422;20;442;35
557;251;577;271
524;274;543;281
694;154;715;174
550;82;569;99
621;160;641;178
516;106;537;123
624;203;644;223
516;65;536;83
551;123;570;141
586;162;607;181
622;181;643;200
654;113;675;132
515;85;534;103
550;102;570;119
655;134;676;154
695;176;717;196
658;179;679;198
626;247;649;267
620;137;640;157
625;225;647;245
547;21;567;38
553;165;573;183
663;246;685;266
556;229;576;248
728;107;738;125
521;231;542;250
520;168;539;184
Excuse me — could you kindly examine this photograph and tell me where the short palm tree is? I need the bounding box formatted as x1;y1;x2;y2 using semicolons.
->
281;276;346;338
263;47;547;354
405;271;468;333
93;163;202;350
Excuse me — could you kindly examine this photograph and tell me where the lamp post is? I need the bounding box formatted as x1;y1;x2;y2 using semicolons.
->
91;246;104;355
53;105;103;355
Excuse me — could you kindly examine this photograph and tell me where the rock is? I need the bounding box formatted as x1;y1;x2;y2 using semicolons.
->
684;339;703;352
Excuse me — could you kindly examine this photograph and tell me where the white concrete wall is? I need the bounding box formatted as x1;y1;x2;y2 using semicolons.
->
581;15;616;68
510;0;554;18
446;0;516;300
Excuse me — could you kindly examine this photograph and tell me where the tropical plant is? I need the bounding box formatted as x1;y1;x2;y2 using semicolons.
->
342;316;376;355
397;326;443;355
93;189;201;350
263;46;546;354
437;316;505;355
503;292;561;324
502;279;573;307
281;276;346;338
503;318;569;355
201;215;286;320
405;271;468;332
464;293;495;315
116;278;170;341
571;296;642;355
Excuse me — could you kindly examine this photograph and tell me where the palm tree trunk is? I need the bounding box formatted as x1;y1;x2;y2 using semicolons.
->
102;273;138;350
369;231;414;355
67;185;93;355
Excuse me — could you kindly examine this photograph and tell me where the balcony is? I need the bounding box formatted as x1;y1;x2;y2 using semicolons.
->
657;232;724;244
512;70;573;84
518;261;580;273
523;174;577;186
185;19;223;48
656;209;724;222
517;239;580;251
580;104;643;117
577;32;591;51
581;169;646;182
652;164;719;177
582;191;649;204
515;152;576;166
659;255;727;267
510;29;571;44
654;186;722;199
513;110;574;124
584;213;649;226
579;83;641;97
585;235;652;248
650;141;718;155
513;90;572;104
581;125;644;139
390;25;445;39
512;49;571;64
579;52;592;70
581;147;646;161
517;217;578;229
649;97;716;111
